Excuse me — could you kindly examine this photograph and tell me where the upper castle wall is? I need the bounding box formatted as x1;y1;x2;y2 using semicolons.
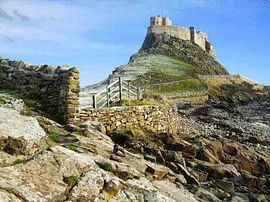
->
148;16;217;59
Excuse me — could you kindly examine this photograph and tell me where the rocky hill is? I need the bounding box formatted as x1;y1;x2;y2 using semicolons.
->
82;18;228;94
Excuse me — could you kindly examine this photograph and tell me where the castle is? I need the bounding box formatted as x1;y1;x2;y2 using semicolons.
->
148;16;217;59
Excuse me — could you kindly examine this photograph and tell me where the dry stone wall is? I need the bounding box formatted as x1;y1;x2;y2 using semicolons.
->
0;58;80;124
80;105;179;134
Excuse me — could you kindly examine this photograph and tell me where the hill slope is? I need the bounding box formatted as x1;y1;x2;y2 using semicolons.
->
83;33;228;93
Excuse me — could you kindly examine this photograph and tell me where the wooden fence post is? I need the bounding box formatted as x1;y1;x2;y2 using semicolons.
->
119;77;122;101
128;81;131;100
137;86;140;100
106;86;110;107
92;94;97;109
107;79;111;100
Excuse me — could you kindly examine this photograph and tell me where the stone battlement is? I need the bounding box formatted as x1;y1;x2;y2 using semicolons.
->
148;16;217;59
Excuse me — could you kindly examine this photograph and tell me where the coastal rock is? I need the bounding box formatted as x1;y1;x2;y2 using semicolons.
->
0;107;46;156
0;152;67;201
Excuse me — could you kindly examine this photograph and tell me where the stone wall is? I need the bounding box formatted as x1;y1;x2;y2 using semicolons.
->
80;106;179;134
0;58;80;124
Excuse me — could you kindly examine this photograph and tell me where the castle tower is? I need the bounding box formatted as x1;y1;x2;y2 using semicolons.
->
190;27;196;43
162;17;172;26
150;16;163;26
150;16;172;27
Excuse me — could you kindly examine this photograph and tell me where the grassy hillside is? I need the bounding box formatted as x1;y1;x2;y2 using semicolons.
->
118;53;197;85
203;76;268;103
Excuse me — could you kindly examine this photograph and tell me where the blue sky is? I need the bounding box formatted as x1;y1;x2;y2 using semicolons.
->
0;0;269;87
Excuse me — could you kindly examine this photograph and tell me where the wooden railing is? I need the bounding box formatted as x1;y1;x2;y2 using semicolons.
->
80;77;140;109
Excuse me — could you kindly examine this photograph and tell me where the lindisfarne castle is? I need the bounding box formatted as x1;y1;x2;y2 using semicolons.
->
148;15;217;58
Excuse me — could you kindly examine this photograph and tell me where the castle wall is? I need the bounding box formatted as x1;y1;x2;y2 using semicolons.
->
80;105;179;134
0;59;80;124
148;26;191;41
148;16;217;59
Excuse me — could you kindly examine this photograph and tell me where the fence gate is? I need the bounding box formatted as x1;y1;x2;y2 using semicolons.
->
80;77;140;109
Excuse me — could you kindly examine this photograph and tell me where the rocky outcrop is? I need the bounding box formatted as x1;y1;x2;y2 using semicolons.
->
139;33;228;75
0;107;46;156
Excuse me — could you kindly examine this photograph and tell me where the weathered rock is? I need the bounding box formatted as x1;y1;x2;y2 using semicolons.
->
50;146;96;177
223;143;239;156
0;189;22;202
197;148;220;164
0;152;67;201
207;187;230;200
145;162;171;180
161;150;183;163
68;169;108;201
242;173;267;189
152;180;198;202
0;107;46;156
1;98;25;113
144;154;156;162
82;121;107;135
213;180;235;193
195;160;240;179
177;163;200;185
195;188;221;202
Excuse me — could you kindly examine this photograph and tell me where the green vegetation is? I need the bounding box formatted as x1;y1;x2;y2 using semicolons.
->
13;159;23;165
64;176;79;188
147;79;205;94
0;97;5;105
63;143;79;152
204;76;267;103
111;99;159;107
120;54;197;85
99;162;116;173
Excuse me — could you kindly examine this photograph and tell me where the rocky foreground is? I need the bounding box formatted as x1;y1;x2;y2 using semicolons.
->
0;96;269;201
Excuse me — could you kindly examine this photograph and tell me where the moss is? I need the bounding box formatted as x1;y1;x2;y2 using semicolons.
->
13;159;23;165
99;163;116;173
47;128;62;143
64;176;79;188
63;143;79;152
0;97;6;105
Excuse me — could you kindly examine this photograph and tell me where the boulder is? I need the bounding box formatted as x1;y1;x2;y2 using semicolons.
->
0;152;67;201
145;162;171;180
50;146;96;177
0;107;46;156
213;180;235;193
197;148;220;164
195;160;240;179
161;150;183;163
68;169;107;201
177;163;200;185
195;188;221;202
223;143;239;156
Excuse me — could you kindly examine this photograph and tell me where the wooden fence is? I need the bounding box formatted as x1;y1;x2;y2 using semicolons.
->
80;77;140;109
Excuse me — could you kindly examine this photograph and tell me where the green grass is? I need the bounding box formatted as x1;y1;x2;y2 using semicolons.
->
120;54;196;85
110;99;159;107
64;176;79;188
147;79;206;94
